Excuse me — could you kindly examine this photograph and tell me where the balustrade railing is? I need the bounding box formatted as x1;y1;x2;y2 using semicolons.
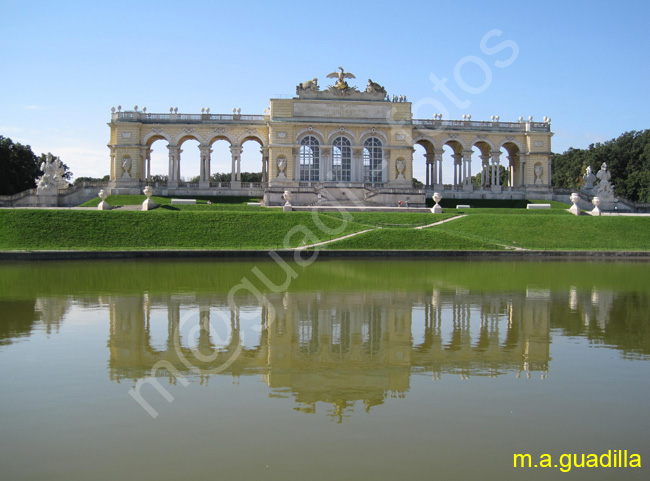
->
113;111;266;123
113;110;549;132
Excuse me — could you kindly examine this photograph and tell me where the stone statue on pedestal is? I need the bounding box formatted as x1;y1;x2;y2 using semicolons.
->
582;166;596;191
36;154;69;194
595;162;615;200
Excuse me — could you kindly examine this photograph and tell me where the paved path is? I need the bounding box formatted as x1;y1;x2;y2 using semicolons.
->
413;215;466;230
291;228;377;250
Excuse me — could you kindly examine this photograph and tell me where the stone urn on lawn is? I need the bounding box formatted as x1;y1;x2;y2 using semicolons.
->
97;190;111;210
283;190;293;212
431;192;443;214
142;186;157;211
569;192;581;216
591;196;601;216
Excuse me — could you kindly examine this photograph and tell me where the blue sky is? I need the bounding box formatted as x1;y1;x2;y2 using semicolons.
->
1;0;648;182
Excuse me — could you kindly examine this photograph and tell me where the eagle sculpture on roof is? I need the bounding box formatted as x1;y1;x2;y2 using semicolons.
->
327;66;356;90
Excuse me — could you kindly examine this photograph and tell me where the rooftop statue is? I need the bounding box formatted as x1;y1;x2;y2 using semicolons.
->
366;79;386;96
327;66;356;91
296;78;319;95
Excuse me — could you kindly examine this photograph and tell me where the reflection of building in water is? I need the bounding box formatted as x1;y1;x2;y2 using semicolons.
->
107;289;551;418
414;288;550;378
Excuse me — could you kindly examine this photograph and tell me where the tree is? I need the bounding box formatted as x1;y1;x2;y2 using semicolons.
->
0;136;42;195
552;129;650;202
0;136;73;195
73;175;109;186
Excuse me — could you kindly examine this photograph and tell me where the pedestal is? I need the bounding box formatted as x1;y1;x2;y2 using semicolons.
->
430;204;443;214
98;201;111;211
142;199;157;211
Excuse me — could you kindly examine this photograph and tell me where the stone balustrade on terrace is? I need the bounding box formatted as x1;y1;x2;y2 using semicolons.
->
112;111;551;132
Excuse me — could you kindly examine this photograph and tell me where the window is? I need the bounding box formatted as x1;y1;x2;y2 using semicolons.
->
299;136;320;181
363;137;383;183
332;136;351;182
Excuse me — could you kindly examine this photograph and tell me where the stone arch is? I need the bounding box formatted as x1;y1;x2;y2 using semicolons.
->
359;128;387;145
237;130;267;148
500;141;523;188
413;136;437;153
327;127;355;145
470;137;495;153
498;138;524;154
441;136;466;152
176;131;204;146
208;131;235;146
296;126;325;144
143;130;172;146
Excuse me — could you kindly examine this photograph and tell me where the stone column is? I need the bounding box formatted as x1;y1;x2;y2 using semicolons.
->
321;146;332;182
167;144;181;188
146;148;152;183
353;147;364;183
261;147;269;183
462;150;473;190
480;154;490;188
452;153;462;189
230;145;242;187
293;147;300;182
109;148;116;180
434;148;444;186
490;151;502;192
424;153;434;187
382;149;390;184
199;145;212;188
519;153;527;187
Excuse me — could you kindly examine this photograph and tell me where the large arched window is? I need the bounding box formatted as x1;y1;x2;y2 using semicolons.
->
363;137;383;183
299;136;320;181
332;136;351;182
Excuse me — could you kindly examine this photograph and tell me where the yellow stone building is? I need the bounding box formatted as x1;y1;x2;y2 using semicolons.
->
107;68;553;206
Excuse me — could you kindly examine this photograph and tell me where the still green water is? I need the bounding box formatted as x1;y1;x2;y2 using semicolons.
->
0;258;649;480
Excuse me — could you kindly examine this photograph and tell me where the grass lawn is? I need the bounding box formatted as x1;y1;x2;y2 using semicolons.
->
81;195;266;211
0;210;366;250
434;214;650;250
318;211;458;228
1;195;648;252
323;227;504;250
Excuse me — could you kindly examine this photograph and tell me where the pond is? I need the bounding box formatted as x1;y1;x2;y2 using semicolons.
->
0;258;648;480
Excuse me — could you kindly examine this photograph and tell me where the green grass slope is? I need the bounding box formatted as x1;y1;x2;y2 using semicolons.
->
434;215;650;250
0;210;365;250
323;227;504;250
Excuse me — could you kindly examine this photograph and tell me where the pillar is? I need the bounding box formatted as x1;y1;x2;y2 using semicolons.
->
424;153;434;187
519;152;527;187
382;149;389;183
353;148;364;183
230;145;241;185
321;147;332;182
452;153;462;188
167;144;181;186
434;148;444;185
261;147;269;183
462;150;473;186
199;145;212;187
490;151;501;189
480;154;490;187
